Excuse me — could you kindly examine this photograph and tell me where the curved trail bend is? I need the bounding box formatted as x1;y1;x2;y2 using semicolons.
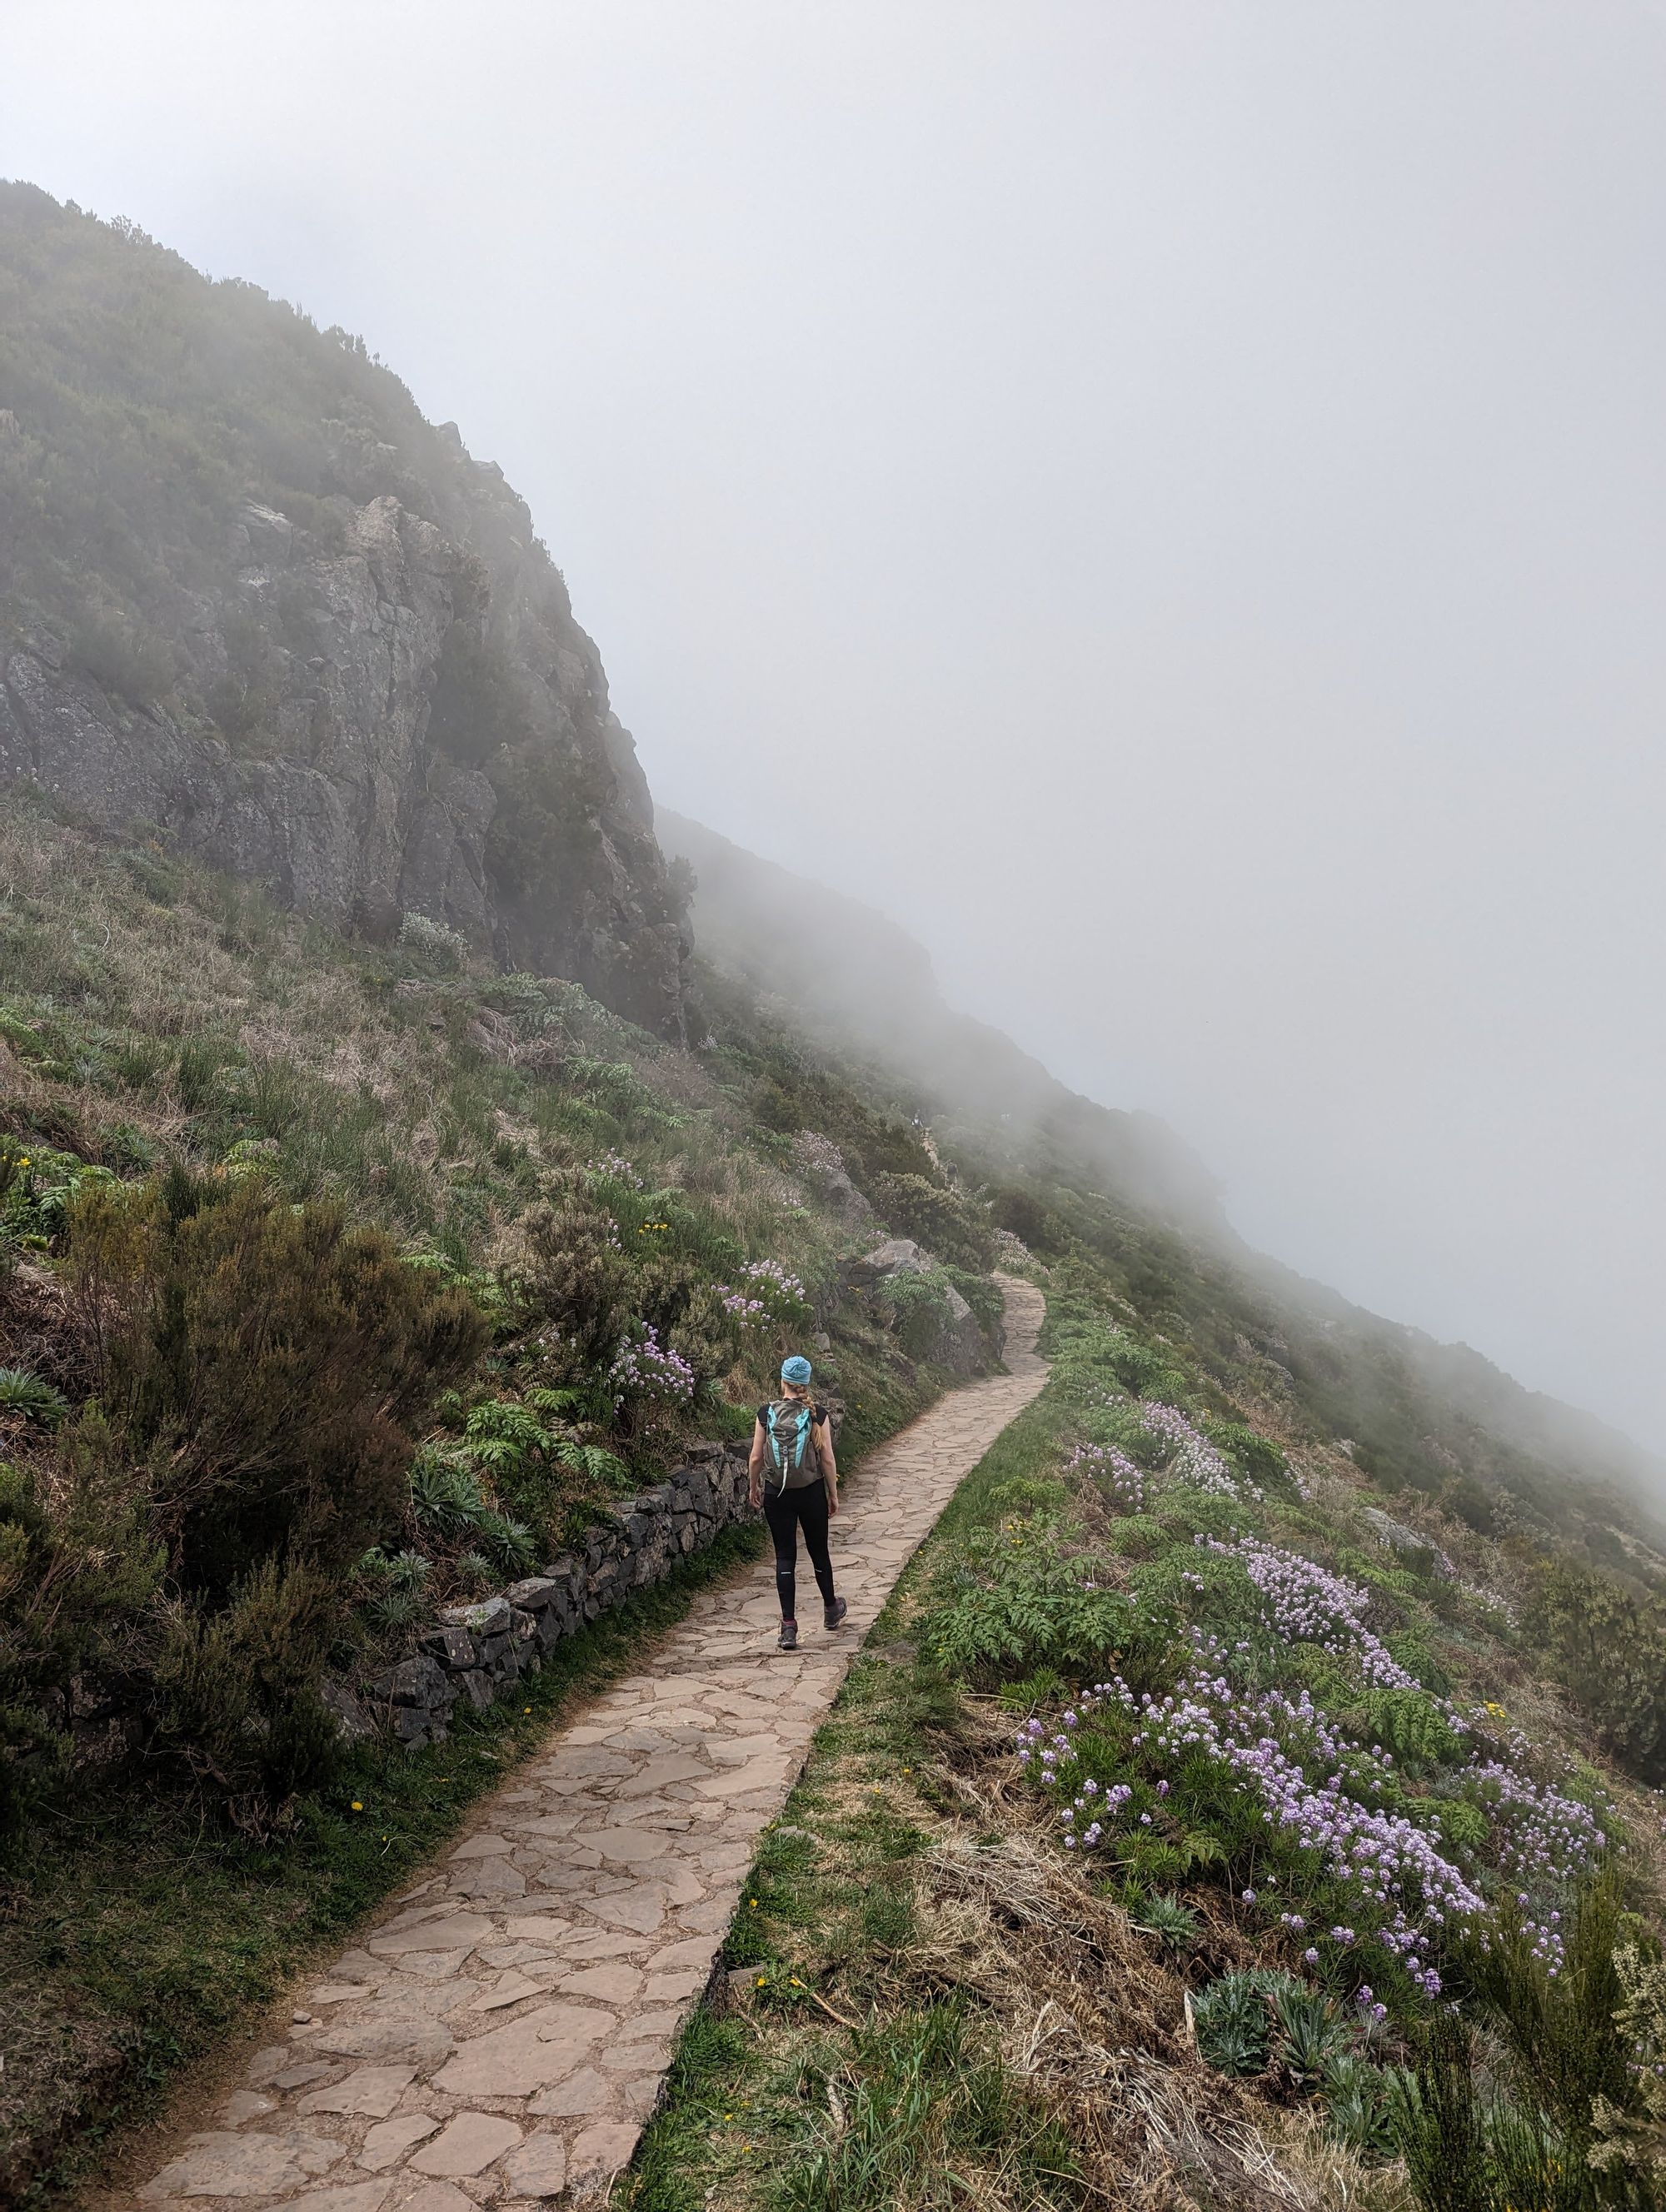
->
112;1277;1048;2209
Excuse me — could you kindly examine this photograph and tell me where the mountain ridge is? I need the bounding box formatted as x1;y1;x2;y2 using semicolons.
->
0;182;692;1037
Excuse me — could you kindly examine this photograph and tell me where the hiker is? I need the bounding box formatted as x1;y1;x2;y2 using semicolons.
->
749;1355;849;1652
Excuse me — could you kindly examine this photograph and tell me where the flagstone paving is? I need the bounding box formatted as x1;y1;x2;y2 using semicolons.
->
111;1278;1047;2209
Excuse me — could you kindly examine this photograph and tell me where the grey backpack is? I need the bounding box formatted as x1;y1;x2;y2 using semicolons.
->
764;1399;821;1492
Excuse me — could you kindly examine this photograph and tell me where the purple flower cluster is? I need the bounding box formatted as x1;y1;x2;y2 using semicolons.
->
584;1150;645;1189
1064;1439;1146;1510
1467;1753;1606;1965
744;1258;808;1304
1201;1535;1423;1691
791;1130;846;1178
609;1325;696;1405
713;1258;809;1327
1139;1402;1257;1500
1022;1671;1469;1990
1016;1644;1613;1991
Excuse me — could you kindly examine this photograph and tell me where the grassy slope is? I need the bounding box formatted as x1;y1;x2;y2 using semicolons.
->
0;794;971;2198
624;1261;1666;2212
7;794;1666;2209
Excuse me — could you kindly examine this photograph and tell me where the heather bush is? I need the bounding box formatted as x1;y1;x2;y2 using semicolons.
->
1589;1941;1666;2190
628;1253;742;1398
518;1169;631;1376
870;1169;995;1269
1461;1863;1644;2181
1523;1560;1666;1784
0;1426;163;1844
64;1170;484;1597
151;1557;343;1825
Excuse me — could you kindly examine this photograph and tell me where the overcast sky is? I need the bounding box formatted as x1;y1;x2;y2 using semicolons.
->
6;2;1664;1447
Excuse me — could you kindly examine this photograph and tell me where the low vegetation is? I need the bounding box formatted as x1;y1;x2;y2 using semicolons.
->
628;1254;1666;2212
0;793;1003;2193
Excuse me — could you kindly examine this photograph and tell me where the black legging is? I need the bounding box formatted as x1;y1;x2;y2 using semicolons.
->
763;1482;835;1620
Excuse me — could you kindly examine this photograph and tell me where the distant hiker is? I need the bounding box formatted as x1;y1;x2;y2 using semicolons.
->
749;1355;848;1652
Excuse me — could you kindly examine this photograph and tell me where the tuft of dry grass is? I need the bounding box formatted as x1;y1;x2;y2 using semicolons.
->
909;1832;1389;2211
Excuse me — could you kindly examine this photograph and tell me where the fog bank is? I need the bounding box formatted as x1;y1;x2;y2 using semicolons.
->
6;1;1663;1443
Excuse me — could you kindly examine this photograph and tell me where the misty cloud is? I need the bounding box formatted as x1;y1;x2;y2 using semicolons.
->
6;1;1662;1441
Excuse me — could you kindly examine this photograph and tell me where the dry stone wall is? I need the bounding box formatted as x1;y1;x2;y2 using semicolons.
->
346;1443;757;1751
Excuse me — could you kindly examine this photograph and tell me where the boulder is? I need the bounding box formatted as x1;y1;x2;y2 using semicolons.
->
850;1237;931;1283
1361;1507;1454;1580
440;1595;512;1637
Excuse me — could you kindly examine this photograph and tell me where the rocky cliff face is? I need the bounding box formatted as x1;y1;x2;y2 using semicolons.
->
0;186;691;1037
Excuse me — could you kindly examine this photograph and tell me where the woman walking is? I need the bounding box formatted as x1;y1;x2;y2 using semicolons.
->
749;1355;849;1652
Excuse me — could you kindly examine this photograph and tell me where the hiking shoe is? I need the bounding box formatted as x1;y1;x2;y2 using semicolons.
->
824;1597;849;1631
777;1619;798;1651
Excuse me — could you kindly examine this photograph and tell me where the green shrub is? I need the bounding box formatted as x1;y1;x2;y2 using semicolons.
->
517;1171;631;1377
64;1172;484;1596
1523;1561;1666;1782
69;606;176;704
1269;1978;1350;2091
920;1512;1134;1685
0;1366;69;1427
152;1557;342;1826
880;1268;966;1362
451;1392;627;1537
396;909;469;974
941;1263;1005;1341
1128;1891;1199;1951
1390;2011;1587;2212
628;1254;741;1397
1205;1417;1293;1493
988;1185;1066;1254
1589;1942;1666;2190
0;1425;165;1846
1319;2050;1404;2161
1463;1862;1642;2174
870;1171;995;1270
1359;1686;1465;1775
356;1545;433;1633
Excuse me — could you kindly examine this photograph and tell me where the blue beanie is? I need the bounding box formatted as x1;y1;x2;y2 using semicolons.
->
781;1355;813;1386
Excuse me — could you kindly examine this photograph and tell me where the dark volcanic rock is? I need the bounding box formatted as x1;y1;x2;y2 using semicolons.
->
0;187;692;1039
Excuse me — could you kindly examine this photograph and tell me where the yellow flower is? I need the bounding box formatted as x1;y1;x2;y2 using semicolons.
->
350;1801;363;1812
756;1975;766;1987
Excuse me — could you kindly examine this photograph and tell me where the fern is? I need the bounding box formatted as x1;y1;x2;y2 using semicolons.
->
920;1512;1134;1684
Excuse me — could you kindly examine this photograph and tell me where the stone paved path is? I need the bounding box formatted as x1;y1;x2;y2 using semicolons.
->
114;1278;1046;2211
